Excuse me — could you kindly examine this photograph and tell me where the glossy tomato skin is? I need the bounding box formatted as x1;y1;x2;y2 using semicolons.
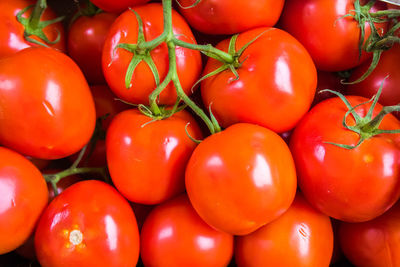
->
235;193;334;267
68;12;117;85
107;109;203;205
339;201;400;267
0;147;48;254
102;3;202;105
141;194;234;267
201;27;316;133
347;44;400;106
34;180;140;267
0;0;65;58
0;47;96;159
290;96;400;222
280;0;387;71
178;0;284;35
90;0;150;13
185;123;297;236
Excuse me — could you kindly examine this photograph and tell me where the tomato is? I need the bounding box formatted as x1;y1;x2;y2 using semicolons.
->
102;3;202;105
0;147;48;254
201;27;316;133
0;47;96;159
185;123;297;235
68;12;118;85
107;109;203;204
347;44;400;106
235;193;334;267
140;194;234;267
34;180;140;267
290;96;400;222
177;0;284;35
0;0;66;58
339;201;400;267
90;0;150;13
69;85;129;167
280;0;388;71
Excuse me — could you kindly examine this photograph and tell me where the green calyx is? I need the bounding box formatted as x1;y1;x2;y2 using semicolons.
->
16;0;64;47
322;79;400;150
344;0;400;84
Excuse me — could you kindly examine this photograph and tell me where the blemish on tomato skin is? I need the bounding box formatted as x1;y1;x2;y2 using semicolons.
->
363;154;374;163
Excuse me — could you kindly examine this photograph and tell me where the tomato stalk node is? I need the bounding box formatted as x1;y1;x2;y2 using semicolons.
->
321;78;400;149
16;0;64;47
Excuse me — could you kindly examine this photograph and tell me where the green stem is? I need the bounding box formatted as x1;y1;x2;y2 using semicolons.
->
173;38;235;63
369;9;400;18
30;0;47;28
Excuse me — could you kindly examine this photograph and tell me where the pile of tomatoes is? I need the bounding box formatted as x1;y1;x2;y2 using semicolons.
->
1;0;400;266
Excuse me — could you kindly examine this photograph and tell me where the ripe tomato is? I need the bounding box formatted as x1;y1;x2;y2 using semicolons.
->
177;0;284;35
280;0;387;71
0;47;96;159
347;44;400;106
339;201;400;267
290;96;400;222
201;27;316;133
68;12;117;85
0;0;66;58
313;71;346;106
0;147;48;254
140;194;234;267
102;3;202;105
90;0;150;13
34;180;140;267
185;123;297;236
235;193;334;267
107;109;203;204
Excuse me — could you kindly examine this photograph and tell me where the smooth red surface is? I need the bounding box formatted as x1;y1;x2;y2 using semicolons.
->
0;0;65;58
107;109;202;204
347;44;400;106
185;123;297;235
201;27;316;133
34;180;140;267
140;195;234;267
339;201;400;267
280;0;387;71
235;193;334;267
102;3;202;105
0;147;48;254
90;0;150;13
290;96;400;222
178;0;284;35
0;47;96;159
68;12;117;85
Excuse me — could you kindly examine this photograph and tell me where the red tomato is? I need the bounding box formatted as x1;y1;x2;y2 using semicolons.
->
339;201;400;267
290;96;400;222
68;12;118;85
347;44;400;106
280;0;388;71
0;47;96;159
0;147;48;254
90;0;150;13
140;194;234;267
235;193;334;267
102;3;202;105
201;27;316;133
107;109;203;204
177;0;284;35
34;180;140;267
0;0;66;58
185;123;297;235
